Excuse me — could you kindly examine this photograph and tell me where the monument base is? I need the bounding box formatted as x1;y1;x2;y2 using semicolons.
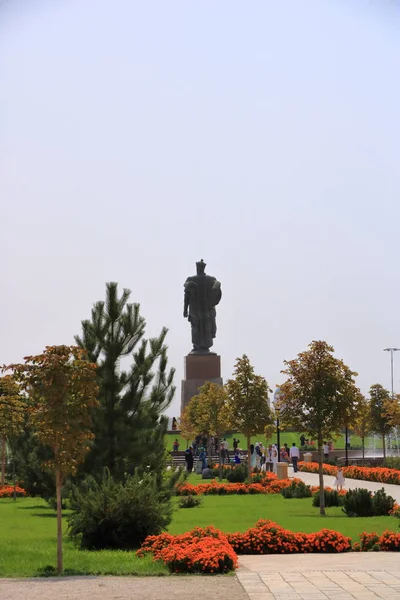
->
180;353;223;414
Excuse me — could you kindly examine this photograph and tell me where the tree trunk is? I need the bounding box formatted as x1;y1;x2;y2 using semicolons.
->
318;438;325;516
12;447;16;502
382;433;386;459
1;437;6;486
218;441;222;481
362;436;365;465
55;466;63;574
247;435;251;481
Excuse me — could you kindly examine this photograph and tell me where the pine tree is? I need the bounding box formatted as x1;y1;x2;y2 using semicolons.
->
75;282;175;479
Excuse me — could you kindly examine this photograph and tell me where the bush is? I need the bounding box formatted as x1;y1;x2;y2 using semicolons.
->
342;488;373;517
178;495;202;509
226;465;247;483
312;489;343;508
68;470;176;550
137;526;237;573
353;532;380;552
379;531;400;551
383;457;400;470
282;480;312;499
371;488;395;516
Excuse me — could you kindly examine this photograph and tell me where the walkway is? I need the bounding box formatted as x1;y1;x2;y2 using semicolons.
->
292;468;400;502
237;553;400;599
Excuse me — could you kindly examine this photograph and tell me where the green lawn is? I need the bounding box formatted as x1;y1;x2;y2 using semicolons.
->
169;494;398;540
0;497;168;577
165;431;383;451
1;491;398;577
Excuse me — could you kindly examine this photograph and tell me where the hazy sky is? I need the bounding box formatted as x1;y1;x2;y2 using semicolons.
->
2;0;400;417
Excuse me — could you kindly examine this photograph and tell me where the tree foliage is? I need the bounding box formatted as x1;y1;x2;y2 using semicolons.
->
0;375;26;487
4;345;98;574
352;395;372;463
277;340;360;515
369;383;393;458
180;382;233;479
226;355;272;477
75;282;176;479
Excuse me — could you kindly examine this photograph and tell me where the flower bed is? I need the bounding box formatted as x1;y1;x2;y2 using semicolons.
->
137;520;400;572
227;519;352;554
137;526;237;573
176;472;299;496
298;461;400;485
0;485;27;498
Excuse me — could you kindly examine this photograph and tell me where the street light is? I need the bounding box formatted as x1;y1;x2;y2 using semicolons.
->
273;387;281;462
383;348;400;398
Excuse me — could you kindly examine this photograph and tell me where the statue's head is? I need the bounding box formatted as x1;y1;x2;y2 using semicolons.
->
196;259;206;275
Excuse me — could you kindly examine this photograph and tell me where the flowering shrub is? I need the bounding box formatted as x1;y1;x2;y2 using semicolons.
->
299;461;400;485
353;532;380;552
0;485;27;498
379;531;400;552
226;519;351;554
137;526;237;573
176;472;300;496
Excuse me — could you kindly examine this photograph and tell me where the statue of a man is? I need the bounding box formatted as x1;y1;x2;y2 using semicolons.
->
183;260;222;354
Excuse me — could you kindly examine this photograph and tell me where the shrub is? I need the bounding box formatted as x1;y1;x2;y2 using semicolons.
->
226;465;247;483
137;526;237;573
342;488;395;518
342;488;373;517
383;457;400;470
68;470;175;550
379;531;400;551
312;489;342;508
372;488;395;516
281;480;312;499
298;461;400;485
0;485;27;498
178;495;202;509
354;532;380;552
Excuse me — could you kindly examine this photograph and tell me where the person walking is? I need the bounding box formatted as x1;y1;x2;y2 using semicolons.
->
271;444;278;473
184;446;194;473
265;444;274;472
290;442;300;473
323;441;330;462
300;434;306;448
333;467;345;492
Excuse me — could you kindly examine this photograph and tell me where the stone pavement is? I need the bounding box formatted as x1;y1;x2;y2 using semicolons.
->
292;468;400;503
237;553;400;599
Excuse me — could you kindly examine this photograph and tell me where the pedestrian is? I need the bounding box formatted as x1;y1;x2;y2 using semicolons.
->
280;445;289;463
173;439;179;452
323;441;330;462
333;467;345;492
271;444;278;473
233;437;238;451
250;444;257;470
220;441;227;465
290;442;300;473
265;444;274;472
300;434;306;448
184;446;194;473
234;449;241;464
284;443;290;459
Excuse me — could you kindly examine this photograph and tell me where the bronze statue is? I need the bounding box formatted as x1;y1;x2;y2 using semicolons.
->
183;260;222;354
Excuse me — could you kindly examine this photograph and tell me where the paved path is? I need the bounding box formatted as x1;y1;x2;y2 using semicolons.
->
237;553;400;599
0;576;248;600
291;468;400;502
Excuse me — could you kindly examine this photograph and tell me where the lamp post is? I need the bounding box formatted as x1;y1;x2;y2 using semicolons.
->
383;348;400;398
273;387;281;462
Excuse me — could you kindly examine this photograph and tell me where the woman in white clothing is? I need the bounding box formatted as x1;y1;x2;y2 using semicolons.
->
333;467;345;491
271;444;278;473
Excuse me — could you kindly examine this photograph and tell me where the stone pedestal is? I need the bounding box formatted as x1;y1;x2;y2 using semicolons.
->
180;354;223;414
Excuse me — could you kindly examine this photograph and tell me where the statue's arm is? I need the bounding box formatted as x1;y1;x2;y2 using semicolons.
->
183;281;190;318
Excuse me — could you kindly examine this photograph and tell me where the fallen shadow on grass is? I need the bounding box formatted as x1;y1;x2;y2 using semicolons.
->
30;513;68;518
35;566;167;578
17;505;53;510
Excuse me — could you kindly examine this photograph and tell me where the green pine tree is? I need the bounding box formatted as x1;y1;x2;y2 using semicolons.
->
75;282;175;479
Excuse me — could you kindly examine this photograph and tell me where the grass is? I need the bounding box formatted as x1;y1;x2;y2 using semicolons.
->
165;431;385;451
168;494;399;540
0;497;168;577
1;489;399;577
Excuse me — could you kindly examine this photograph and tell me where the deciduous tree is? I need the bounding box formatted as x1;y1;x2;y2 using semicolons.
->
226;355;272;478
0;375;26;494
352;395;372;464
4;346;98;574
180;382;232;480
75;282;175;479
276;341;360;515
369;384;392;459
